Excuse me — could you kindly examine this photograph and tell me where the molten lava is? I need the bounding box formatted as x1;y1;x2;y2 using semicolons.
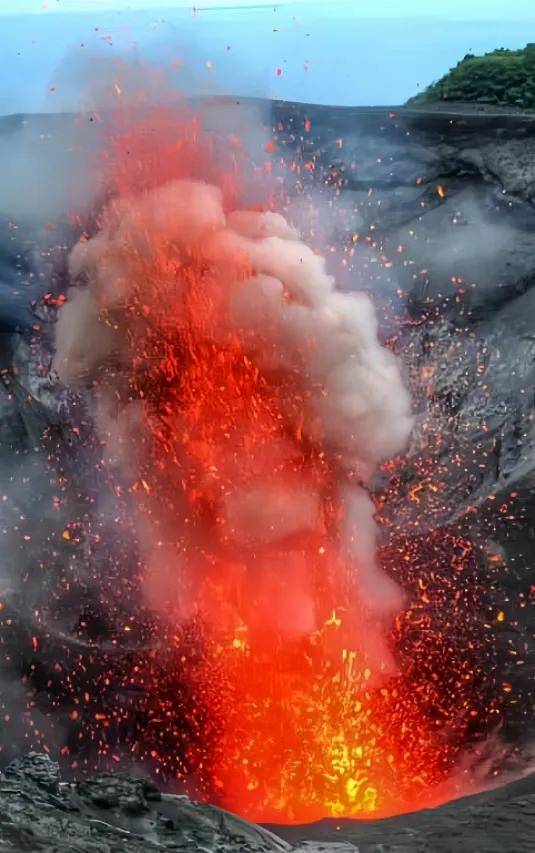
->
51;106;501;824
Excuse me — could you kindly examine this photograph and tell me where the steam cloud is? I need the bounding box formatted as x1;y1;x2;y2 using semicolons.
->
53;173;413;673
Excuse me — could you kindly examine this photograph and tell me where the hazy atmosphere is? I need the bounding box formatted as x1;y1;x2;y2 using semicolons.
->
1;2;535;852
2;1;535;112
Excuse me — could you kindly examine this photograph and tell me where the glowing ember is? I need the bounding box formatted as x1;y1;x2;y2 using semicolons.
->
50;106;501;824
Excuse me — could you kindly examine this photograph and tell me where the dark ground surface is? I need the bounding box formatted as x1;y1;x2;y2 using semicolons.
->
2;753;534;852
269;98;535;751
0;102;534;851
273;772;535;852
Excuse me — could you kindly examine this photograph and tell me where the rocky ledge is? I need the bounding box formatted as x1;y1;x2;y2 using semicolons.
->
0;753;288;853
1;753;534;852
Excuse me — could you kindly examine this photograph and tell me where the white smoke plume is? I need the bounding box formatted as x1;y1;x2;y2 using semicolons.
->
54;176;413;674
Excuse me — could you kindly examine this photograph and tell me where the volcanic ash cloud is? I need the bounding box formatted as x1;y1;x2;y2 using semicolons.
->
54;177;413;673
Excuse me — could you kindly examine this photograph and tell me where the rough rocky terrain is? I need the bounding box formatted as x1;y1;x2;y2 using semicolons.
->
0;753;288;852
271;101;535;743
278;773;535;852
2;753;534;853
0;102;534;851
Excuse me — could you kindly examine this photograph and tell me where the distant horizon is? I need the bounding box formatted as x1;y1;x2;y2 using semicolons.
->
3;99;534;121
2;3;535;114
3;1;535;19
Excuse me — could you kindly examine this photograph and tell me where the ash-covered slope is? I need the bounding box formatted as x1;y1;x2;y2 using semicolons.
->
5;102;535;515
0;102;534;846
272;101;535;744
2;753;535;852
0;752;289;853
276;771;535;853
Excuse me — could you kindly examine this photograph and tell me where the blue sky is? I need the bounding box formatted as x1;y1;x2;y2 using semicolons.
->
3;1;535;17
1;1;535;113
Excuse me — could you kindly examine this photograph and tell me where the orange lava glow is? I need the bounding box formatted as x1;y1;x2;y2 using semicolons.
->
81;106;500;824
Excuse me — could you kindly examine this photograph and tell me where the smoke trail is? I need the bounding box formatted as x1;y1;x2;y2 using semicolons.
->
54;148;412;648
48;106;435;821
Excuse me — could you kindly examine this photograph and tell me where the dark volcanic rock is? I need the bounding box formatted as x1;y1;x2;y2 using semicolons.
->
0;752;290;852
271;102;535;317
1;753;534;852
278;772;535;853
271;101;535;741
1;103;535;851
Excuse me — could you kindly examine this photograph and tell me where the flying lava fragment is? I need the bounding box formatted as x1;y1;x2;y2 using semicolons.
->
51;105;500;823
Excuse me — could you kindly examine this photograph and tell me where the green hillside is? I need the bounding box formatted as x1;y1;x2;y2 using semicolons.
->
409;44;535;109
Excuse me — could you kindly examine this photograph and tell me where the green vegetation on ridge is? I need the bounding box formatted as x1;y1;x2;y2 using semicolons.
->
409;44;535;110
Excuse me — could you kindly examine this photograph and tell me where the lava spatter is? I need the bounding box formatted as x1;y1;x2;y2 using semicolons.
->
47;105;501;823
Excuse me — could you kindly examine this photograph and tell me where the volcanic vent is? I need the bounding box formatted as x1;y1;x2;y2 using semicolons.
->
6;103;501;825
